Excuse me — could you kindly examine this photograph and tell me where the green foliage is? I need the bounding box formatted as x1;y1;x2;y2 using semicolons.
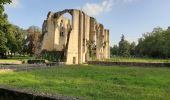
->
129;42;136;56
27;59;45;64
111;27;170;58
41;50;65;62
111;35;133;57
136;27;170;58
110;45;119;56
86;40;96;59
0;0;11;54
0;30;8;52
0;65;170;100
4;24;26;56
118;35;130;56
0;0;27;57
0;0;11;4
0;0;11;13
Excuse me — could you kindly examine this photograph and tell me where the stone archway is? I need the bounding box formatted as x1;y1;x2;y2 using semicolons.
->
53;11;73;61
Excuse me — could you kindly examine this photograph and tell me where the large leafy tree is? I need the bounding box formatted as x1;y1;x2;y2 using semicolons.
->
5;24;18;56
136;27;170;58
0;0;27;57
4;24;26;56
0;0;11;25
0;0;11;55
15;26;27;55
110;27;170;58
0;29;8;53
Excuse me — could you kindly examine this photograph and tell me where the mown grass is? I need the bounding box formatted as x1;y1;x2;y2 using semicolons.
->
0;65;170;100
0;56;35;64
110;56;170;63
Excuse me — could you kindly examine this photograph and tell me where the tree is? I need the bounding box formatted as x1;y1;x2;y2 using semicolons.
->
129;42;136;56
5;24;17;57
0;0;11;13
0;0;11;26
0;0;11;5
26;26;42;56
0;0;11;57
136;27;170;58
168;26;170;30
118;34;130;57
14;26;27;55
110;45;119;56
0;30;8;53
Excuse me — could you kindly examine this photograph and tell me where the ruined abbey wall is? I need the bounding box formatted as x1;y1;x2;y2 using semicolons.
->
41;9;110;64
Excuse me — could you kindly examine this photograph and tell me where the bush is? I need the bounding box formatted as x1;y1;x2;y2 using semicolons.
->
41;50;65;62
27;59;46;64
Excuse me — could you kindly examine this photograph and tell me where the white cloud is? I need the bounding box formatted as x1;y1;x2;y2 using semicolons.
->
82;0;139;16
6;0;21;8
82;0;114;16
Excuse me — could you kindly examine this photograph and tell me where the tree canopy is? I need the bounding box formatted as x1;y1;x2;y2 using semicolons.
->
111;27;170;58
0;0;11;54
0;0;28;57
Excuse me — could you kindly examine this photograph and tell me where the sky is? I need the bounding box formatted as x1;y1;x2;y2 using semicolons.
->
4;0;170;46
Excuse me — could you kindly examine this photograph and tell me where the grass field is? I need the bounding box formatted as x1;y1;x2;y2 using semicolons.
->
0;56;35;64
0;65;170;100
110;56;170;63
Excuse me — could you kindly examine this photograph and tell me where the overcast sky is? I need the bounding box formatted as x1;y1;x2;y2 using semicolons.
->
5;0;170;45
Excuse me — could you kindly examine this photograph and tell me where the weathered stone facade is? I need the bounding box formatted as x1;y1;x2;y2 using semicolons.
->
41;9;110;64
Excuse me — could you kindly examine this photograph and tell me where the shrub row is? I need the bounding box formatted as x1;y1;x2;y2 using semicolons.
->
27;59;46;64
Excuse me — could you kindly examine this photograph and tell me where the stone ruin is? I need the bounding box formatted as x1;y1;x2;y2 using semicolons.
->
40;9;110;64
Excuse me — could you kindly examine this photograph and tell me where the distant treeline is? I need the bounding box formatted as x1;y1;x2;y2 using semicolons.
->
111;27;170;58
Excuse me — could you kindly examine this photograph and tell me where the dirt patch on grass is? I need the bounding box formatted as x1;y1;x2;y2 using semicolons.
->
0;69;13;74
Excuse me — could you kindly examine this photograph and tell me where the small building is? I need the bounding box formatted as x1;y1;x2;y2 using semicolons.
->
41;9;110;64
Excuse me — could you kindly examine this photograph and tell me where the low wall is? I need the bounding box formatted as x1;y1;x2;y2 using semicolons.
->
0;86;80;100
88;61;170;67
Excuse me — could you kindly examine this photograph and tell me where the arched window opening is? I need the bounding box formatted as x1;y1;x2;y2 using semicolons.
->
58;13;73;37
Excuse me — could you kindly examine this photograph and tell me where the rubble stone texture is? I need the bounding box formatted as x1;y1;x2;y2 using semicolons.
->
41;9;110;64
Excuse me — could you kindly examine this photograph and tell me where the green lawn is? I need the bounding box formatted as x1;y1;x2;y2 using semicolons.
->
0;65;170;100
110;56;170;63
0;56;35;64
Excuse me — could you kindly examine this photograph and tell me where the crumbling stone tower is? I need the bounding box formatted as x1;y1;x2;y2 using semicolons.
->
41;9;110;64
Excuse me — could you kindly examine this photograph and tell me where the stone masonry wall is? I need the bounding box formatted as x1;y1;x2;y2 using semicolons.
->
41;9;110;64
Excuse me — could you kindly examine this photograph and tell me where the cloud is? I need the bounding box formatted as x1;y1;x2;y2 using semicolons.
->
82;0;114;16
6;0;21;8
82;0;139;16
